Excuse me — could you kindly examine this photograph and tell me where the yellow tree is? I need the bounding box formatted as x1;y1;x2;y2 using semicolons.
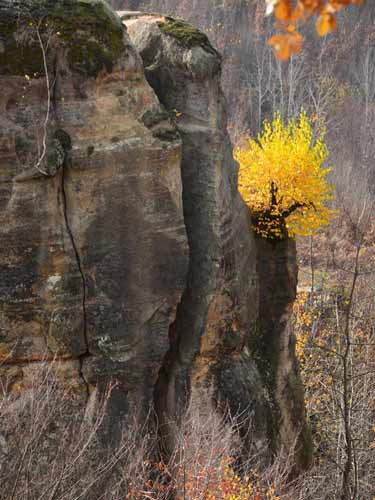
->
235;113;334;239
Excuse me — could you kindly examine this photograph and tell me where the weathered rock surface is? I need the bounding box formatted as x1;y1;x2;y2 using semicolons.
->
121;11;265;451
113;0;375;221
113;0;260;136
0;0;188;434
256;238;312;469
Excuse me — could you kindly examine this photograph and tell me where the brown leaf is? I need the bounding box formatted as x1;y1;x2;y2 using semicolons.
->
289;31;303;55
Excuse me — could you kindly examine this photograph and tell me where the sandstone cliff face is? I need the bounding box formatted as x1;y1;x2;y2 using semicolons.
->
0;0;188;437
121;11;310;465
0;0;309;466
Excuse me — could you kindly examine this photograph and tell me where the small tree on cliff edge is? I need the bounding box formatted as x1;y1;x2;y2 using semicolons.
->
235;112;334;240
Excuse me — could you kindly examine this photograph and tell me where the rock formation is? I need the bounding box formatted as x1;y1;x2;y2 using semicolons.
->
0;0;188;439
0;0;310;467
122;10;310;466
110;0;259;137
256;238;312;469
121;11;264;452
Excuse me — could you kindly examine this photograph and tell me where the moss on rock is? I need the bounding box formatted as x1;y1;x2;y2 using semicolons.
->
0;15;44;76
158;17;214;51
152;127;180;142
52;0;125;77
0;0;125;77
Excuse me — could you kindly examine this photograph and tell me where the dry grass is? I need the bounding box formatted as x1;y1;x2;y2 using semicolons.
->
0;351;373;499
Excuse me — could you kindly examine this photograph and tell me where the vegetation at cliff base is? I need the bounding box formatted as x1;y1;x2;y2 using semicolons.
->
235;113;334;239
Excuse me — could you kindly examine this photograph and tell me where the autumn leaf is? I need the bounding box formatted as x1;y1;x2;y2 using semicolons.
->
316;12;337;36
267;34;291;60
289;30;303;54
267;0;362;59
275;0;292;21
268;30;302;61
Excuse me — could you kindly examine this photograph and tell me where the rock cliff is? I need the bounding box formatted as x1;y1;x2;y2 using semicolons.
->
0;0;309;467
121;11;264;453
0;0;188;439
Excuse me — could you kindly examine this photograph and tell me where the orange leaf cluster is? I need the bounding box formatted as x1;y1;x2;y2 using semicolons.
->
126;456;286;500
266;0;363;60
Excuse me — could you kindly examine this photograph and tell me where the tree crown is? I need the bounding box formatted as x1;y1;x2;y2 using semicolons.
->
235;113;335;239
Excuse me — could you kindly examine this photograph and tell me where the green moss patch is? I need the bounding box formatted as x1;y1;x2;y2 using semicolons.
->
158;17;214;51
0;0;125;77
52;1;125;77
0;15;44;76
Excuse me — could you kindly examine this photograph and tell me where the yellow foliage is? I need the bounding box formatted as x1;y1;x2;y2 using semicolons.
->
174;457;285;500
128;456;287;500
235;113;335;239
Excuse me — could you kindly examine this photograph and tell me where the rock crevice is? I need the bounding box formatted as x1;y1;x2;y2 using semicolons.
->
0;1;188;429
124;11;311;467
61;157;90;395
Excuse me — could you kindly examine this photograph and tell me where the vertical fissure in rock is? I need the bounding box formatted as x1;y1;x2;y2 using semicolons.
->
125;15;235;443
48;55;90;393
48;54;90;394
60;159;90;392
151;137;217;447
123;13;276;466
151;117;223;451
